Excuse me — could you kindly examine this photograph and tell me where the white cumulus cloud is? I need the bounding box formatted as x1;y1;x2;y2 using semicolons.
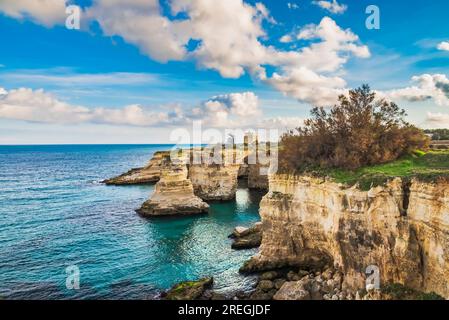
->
0;1;369;107
312;0;347;14
293;17;370;72
0;87;301;130
424;112;449;129
386;74;449;107
437;41;449;51
270;17;370;106
0;87;173;126
86;0;188;63
0;0;67;27
192;92;262;127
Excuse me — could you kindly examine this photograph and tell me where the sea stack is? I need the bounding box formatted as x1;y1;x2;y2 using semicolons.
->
137;164;209;217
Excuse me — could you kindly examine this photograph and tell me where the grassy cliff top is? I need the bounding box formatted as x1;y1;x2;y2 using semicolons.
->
313;150;449;190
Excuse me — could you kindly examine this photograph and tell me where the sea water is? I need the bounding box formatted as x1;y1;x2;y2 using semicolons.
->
0;145;263;299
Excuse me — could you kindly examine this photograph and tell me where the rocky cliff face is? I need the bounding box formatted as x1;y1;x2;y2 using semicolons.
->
189;164;241;201
104;144;271;197
243;175;449;298
103;151;170;185
247;163;269;190
137;164;209;217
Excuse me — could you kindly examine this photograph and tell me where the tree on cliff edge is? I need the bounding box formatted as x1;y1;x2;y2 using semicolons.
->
279;85;430;172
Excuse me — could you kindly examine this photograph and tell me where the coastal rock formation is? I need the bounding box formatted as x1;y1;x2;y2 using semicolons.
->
238;162;249;178
247;163;269;190
246;141;274;190
249;267;442;301
136;165;209;217
229;223;263;250
164;277;214;300
103;151;170;185
189;164;241;201
247;267;345;300
103;142;274;201
242;175;449;298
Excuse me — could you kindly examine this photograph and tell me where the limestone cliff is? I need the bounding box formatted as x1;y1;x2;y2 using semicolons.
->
247;163;269;190
104;143;272;198
103;151;170;185
242;175;449;298
189;164;241;201
246;143;271;190
137;164;209;216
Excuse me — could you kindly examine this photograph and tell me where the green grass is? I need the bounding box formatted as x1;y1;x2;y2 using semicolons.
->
382;283;445;300
171;281;199;293
312;150;449;190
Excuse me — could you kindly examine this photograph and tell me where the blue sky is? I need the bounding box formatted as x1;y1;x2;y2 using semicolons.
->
1;0;449;144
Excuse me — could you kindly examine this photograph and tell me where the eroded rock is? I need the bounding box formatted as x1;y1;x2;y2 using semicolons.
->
137;165;209;217
243;174;449;298
273;280;311;300
164;277;213;300
189;164;241;201
248;163;269;190
103;151;170;185
230;222;263;250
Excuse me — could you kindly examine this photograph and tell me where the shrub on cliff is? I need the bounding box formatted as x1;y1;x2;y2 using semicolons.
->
279;85;430;172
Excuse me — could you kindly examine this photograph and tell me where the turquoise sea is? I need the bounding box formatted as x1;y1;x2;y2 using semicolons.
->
0;145;263;299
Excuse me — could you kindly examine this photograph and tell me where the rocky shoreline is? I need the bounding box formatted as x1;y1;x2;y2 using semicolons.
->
155;175;449;300
162;265;444;300
104;144;269;217
158;224;379;300
247;175;449;299
104;146;449;300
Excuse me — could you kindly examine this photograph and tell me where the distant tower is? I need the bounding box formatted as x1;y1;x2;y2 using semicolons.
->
244;131;257;147
227;133;235;146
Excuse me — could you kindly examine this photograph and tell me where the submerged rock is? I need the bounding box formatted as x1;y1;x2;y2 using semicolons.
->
164;277;213;300
137;165;209;217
